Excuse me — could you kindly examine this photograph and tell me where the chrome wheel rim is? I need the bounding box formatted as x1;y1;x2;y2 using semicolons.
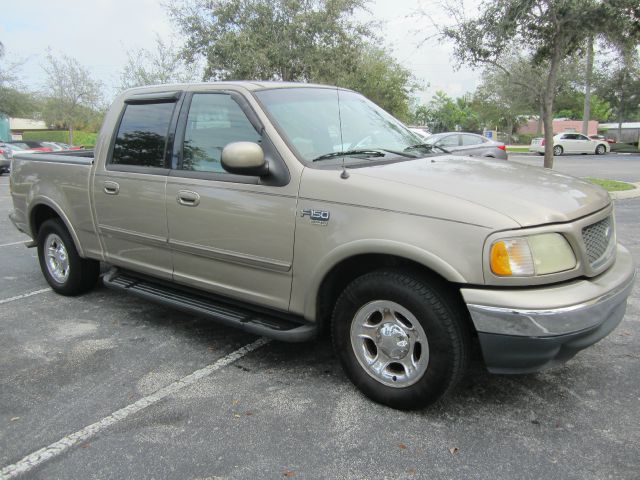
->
350;300;429;388
44;233;69;284
553;146;562;155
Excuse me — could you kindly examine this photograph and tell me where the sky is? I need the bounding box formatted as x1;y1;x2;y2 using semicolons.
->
0;0;480;105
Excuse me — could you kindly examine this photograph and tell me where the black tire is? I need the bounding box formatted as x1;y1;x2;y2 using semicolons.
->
553;145;563;156
595;144;606;155
37;218;100;295
331;270;470;410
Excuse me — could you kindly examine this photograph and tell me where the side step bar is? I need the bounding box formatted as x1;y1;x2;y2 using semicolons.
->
102;269;317;342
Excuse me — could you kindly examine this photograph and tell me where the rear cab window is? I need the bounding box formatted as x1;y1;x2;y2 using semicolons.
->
109;97;178;171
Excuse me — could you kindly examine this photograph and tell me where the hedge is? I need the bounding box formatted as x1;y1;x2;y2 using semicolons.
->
23;130;97;148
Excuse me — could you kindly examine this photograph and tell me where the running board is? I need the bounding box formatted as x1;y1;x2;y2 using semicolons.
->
102;269;316;342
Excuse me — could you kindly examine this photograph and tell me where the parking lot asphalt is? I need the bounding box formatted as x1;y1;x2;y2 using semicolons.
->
508;152;640;183
1;169;639;480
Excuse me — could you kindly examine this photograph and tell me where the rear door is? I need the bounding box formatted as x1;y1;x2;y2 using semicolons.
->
92;93;181;279
165;90;297;310
458;134;487;156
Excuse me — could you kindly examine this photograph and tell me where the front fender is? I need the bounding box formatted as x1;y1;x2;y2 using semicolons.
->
301;239;467;320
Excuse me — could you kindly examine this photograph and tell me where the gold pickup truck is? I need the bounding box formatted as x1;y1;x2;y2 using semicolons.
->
8;82;636;409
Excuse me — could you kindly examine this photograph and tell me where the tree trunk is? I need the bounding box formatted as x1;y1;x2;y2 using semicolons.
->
536;104;543;135
506;117;513;145
542;44;563;169
582;35;594;135
617;73;625;142
69;124;74;146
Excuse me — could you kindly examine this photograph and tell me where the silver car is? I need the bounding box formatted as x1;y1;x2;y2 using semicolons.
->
424;132;508;159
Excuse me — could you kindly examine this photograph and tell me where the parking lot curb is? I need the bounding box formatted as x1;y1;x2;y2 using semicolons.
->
610;182;640;200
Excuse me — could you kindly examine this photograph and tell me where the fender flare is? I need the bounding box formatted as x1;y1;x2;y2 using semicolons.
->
28;196;86;257
302;239;467;320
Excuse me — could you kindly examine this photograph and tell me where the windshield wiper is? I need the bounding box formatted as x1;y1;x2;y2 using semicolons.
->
312;148;417;162
404;143;450;154
312;149;387;162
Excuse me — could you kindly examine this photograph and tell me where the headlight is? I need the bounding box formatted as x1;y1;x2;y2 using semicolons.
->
490;233;576;276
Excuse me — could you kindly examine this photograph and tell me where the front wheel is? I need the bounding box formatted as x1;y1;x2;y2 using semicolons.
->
553;145;563;156
595;144;606;155
331;270;470;410
37;219;100;295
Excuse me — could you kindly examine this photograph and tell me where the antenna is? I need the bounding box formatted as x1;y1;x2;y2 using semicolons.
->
336;85;349;179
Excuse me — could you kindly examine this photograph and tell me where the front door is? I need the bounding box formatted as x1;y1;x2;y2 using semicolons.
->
93;98;178;279
166;91;298;311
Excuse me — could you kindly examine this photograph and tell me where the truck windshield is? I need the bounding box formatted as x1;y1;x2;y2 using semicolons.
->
255;87;429;165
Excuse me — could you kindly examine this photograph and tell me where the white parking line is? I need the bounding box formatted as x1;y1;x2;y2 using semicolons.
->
0;241;27;248
0;337;271;479
0;288;51;305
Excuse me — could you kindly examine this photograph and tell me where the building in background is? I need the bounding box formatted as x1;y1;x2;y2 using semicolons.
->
518;118;599;136
9;117;48;140
598;123;640;144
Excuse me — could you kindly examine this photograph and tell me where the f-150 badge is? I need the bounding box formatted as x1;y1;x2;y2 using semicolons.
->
300;208;330;226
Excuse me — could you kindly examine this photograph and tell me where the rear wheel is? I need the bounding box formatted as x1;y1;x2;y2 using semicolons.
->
37;219;100;295
331;270;470;410
595;144;606;155
553;145;563;156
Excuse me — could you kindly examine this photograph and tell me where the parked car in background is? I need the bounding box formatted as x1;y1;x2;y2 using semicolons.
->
589;134;616;144
530;133;610;156
0;143;12;174
422;132;508;159
7;141;53;153
0;143;45;173
41;142;67;151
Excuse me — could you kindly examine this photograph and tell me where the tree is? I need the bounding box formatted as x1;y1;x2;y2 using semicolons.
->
439;0;639;169
335;45;416;122
594;47;640;136
473;54;546;141
168;0;372;81
119;35;200;91
418;91;478;133
0;41;39;118
167;0;415;119
41;50;103;144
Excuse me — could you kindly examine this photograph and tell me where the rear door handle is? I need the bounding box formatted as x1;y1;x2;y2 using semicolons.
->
104;181;120;195
177;190;200;207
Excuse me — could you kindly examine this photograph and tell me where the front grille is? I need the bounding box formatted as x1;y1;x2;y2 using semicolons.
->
582;216;614;266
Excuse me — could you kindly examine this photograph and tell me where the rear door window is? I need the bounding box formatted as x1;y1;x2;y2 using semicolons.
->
460;134;483;146
111;102;176;167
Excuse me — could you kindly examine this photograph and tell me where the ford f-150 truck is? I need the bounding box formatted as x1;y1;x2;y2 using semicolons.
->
9;82;636;409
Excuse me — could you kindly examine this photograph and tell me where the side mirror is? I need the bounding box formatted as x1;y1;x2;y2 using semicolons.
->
221;142;269;176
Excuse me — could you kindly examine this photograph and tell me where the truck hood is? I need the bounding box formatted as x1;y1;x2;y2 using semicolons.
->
351;155;610;227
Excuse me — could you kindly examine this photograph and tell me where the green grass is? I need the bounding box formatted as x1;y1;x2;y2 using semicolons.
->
506;146;530;153
583;177;636;191
23;130;97;148
610;143;640;153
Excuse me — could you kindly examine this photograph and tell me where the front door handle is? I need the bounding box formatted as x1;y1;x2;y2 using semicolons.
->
177;190;200;207
104;181;120;195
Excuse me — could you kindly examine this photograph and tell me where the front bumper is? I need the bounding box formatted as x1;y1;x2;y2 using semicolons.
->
462;244;636;373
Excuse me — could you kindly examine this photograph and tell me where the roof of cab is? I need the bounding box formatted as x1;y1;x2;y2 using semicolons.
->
122;81;343;95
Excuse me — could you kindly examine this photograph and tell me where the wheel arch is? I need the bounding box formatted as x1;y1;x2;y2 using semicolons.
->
307;240;468;330
29;199;85;257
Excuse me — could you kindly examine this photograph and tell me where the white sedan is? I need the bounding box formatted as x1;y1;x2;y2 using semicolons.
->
529;133;610;156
